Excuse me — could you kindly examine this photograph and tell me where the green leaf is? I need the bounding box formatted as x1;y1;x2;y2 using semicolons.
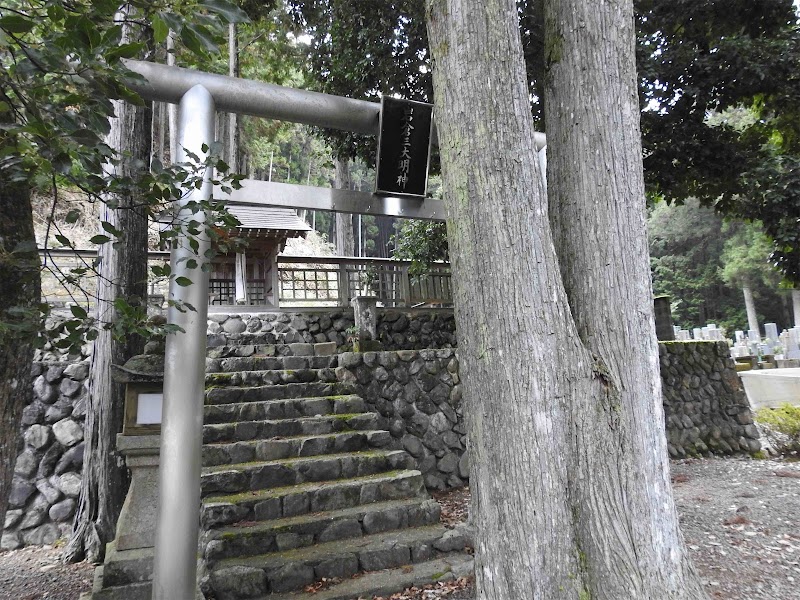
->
199;0;249;24
151;264;171;277
175;276;192;286
106;42;146;62
70;305;87;319
182;23;219;55
0;15;36;34
152;15;169;43
65;209;80;224
89;234;111;245
160;12;183;34
101;221;121;236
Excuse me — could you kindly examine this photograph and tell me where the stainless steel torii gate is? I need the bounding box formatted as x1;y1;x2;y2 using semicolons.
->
122;59;546;599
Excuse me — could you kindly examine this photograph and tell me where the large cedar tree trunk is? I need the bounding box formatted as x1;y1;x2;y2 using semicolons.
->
426;0;706;598
0;180;40;536
228;22;240;174
334;158;355;256
63;29;152;563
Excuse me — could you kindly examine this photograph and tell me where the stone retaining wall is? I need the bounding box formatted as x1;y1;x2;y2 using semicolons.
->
335;349;466;491
2;361;89;550
660;341;760;457
206;309;457;352
4;337;760;550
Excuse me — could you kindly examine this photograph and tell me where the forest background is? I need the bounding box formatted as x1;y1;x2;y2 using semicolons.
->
28;0;800;336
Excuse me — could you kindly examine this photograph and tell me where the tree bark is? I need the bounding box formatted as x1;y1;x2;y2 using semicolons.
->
542;0;706;596
334;158;355;256
228;22;240;173
426;0;706;598
0;176;40;537
63;18;152;564
743;286;760;335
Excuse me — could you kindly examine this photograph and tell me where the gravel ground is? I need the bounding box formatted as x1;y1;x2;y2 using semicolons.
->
672;457;800;600
0;544;92;600
1;457;798;600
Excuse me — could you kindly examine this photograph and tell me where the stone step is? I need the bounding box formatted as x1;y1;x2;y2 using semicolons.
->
203;413;381;444
203;395;366;425
252;554;474;600
207;338;340;357
206;368;338;389
207;355;337;374
206;525;468;597
202;498;442;563
206;382;357;405
201;470;426;529
201;450;415;496
202;430;392;467
207;342;336;358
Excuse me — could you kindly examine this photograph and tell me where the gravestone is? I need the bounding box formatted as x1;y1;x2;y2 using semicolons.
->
653;296;674;341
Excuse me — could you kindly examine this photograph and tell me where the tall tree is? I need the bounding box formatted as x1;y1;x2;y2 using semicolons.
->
636;0;800;283
649;200;733;327
62;9;153;563
646;200;793;332
719;222;781;336
0;0;247;551
334;158;355;256
0;170;40;538
427;1;705;598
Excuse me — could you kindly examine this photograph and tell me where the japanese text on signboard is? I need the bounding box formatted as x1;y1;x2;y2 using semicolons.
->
376;96;433;197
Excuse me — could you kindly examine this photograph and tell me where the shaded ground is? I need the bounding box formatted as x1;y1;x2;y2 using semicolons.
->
0;544;92;600
375;457;800;600
1;457;798;600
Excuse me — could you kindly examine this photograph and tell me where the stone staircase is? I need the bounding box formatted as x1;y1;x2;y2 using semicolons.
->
198;342;472;600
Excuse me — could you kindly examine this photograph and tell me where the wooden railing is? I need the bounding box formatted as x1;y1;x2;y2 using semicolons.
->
37;249;453;309
276;256;452;308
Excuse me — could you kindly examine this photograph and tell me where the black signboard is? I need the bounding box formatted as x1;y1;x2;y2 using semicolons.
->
375;96;433;198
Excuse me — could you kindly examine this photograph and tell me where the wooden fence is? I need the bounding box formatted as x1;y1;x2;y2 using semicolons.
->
38;250;452;309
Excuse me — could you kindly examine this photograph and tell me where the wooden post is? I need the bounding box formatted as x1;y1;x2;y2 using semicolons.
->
400;265;412;307
337;261;349;307
271;249;281;308
351;295;379;351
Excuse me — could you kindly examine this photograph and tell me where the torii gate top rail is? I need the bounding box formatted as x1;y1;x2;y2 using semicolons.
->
126;59;548;150
125;60;381;136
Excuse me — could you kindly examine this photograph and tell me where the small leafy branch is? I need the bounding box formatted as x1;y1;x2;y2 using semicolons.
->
36;148;246;356
0;0;249;354
391;220;449;278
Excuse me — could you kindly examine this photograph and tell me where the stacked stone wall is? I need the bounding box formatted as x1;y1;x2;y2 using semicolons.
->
206;309;456;352
5;330;761;549
2;361;88;550
334;349;467;491
660;341;760;457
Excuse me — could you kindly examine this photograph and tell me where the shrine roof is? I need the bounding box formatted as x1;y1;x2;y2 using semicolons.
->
227;205;311;238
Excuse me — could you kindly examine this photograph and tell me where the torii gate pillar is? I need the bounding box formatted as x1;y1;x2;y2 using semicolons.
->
151;84;214;600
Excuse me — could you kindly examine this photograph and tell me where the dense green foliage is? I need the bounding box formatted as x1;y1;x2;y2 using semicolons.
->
391;220;448;276
287;0;431;162
284;1;800;284
649;200;791;332
0;0;247;352
719;222;780;290
636;0;800;282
